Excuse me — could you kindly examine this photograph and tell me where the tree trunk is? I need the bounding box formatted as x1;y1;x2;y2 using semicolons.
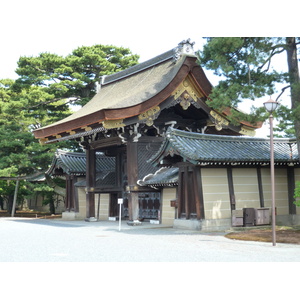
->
7;194;14;214
49;196;55;215
286;37;300;158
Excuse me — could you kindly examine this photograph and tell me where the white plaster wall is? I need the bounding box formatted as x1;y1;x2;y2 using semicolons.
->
161;188;177;225
201;168;231;220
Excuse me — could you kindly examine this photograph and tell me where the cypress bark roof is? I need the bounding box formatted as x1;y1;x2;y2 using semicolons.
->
33;42;206;141
33;39;259;144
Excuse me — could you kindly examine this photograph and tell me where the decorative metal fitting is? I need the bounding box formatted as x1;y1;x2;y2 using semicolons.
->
173;38;195;62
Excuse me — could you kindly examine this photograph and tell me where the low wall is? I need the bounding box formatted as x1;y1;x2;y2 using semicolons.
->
276;214;300;226
62;189;110;221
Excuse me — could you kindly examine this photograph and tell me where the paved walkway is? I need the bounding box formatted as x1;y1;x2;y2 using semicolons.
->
1;217;300;262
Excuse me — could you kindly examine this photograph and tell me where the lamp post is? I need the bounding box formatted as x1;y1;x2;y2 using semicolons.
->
263;98;279;246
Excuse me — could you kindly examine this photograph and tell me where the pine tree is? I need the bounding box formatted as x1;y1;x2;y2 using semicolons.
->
0;44;139;213
199;37;300;153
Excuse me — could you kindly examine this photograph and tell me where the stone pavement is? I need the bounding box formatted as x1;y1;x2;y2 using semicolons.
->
1;217;300;262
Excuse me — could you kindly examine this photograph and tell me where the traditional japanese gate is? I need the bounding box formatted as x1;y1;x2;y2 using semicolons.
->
33;40;259;222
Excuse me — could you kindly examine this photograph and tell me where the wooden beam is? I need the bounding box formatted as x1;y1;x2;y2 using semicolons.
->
90;136;122;150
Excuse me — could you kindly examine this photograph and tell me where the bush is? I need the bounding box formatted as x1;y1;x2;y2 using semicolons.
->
294;181;300;207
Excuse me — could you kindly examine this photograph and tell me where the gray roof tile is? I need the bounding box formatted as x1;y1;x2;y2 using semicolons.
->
46;149;115;176
150;128;299;165
138;167;178;187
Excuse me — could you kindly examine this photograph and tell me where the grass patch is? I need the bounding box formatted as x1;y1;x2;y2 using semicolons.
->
226;226;300;244
0;210;61;219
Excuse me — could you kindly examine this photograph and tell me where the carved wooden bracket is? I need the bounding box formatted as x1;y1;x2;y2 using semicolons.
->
138;106;160;126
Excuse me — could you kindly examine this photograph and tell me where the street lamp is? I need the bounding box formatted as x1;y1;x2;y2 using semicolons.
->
263;98;279;246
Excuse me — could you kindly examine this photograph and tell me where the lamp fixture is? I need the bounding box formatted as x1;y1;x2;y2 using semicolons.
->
263;98;279;113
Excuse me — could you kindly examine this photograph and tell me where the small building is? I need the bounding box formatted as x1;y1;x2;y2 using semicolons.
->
33;39;300;230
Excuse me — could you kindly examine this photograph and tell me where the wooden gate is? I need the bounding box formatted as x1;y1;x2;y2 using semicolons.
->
138;192;161;220
122;192;161;220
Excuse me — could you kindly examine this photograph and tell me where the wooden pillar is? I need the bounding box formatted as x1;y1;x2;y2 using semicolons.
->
126;140;139;221
257;167;265;208
177;165;188;218
184;165;190;219
193;166;205;220
227;167;236;211
66;175;77;212
86;146;96;219
66;175;72;211
73;176;79;212
177;168;184;218
177;163;204;220
287;166;296;215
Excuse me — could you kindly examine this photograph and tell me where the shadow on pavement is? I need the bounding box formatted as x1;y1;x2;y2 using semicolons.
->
6;218;85;228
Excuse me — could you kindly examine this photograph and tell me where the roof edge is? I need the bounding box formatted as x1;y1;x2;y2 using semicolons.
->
166;128;297;143
101;39;197;86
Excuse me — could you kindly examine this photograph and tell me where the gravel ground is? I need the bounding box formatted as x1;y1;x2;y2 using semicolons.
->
1;217;300;262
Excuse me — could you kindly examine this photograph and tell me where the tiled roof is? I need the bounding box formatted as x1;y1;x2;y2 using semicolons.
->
138;129;299;187
46;149;115;176
138;167;179;188
150;128;299;166
74;171;116;188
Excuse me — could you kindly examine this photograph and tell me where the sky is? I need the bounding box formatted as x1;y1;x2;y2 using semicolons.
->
1;0;209;79
1;0;298;137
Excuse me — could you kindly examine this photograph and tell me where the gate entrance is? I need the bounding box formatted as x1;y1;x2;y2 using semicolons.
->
122;192;161;221
139;192;161;220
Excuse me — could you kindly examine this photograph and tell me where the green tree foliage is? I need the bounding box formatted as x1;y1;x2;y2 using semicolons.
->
0;78;68;177
15;44;139;107
294;181;300;207
199;37;300;138
0;44;139;212
0;179;32;213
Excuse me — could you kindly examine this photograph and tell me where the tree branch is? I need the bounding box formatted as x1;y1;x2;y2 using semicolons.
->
258;47;286;72
276;85;291;101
